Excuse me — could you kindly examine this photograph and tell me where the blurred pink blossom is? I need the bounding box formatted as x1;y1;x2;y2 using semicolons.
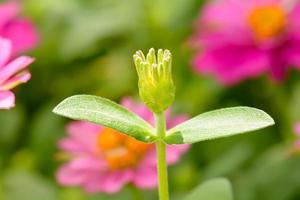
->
0;37;34;109
294;122;300;136
56;97;190;194
191;0;300;85
0;1;38;54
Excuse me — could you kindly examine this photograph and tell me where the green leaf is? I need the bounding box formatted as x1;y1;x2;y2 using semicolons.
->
165;107;274;144
184;178;234;200
53;95;155;142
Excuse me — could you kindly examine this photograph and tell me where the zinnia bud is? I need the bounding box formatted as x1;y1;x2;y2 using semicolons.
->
133;48;175;113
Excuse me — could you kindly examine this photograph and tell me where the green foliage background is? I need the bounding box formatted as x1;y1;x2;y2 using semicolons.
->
1;0;300;199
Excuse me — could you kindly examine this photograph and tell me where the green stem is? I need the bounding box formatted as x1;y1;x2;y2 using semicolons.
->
154;112;169;200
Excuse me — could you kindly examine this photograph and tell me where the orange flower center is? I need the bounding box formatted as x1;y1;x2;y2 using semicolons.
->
97;128;152;170
248;5;286;41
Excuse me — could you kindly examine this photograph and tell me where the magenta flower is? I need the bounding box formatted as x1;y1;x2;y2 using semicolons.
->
0;37;34;109
191;0;300;85
56;97;190;194
0;1;38;54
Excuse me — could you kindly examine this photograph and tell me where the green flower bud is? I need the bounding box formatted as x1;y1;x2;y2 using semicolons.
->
133;48;175;113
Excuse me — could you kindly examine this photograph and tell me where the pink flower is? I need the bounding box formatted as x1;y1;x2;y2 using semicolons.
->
56;97;190;194
191;0;300;85
0;37;34;109
0;1;38;54
294;123;300;136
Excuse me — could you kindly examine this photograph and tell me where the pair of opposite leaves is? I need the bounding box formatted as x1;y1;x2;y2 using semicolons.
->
53;95;274;145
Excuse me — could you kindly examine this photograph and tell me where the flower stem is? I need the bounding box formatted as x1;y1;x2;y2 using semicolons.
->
154;112;169;200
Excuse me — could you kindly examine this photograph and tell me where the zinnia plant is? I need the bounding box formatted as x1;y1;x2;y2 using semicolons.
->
53;48;274;200
191;0;300;85
56;97;189;193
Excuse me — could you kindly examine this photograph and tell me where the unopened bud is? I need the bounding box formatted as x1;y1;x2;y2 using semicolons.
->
133;48;175;113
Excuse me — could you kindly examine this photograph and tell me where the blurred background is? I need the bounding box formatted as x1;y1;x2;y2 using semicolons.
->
1;0;300;200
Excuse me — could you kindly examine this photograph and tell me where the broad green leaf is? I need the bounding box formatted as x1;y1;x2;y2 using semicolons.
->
165;107;274;144
184;178;234;200
53;95;155;142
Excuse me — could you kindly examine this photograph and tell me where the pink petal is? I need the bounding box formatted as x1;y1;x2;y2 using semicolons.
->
171;144;191;154
2;19;39;54
68;156;107;171
58;138;88;152
56;164;90;186
0;56;34;83
140;144;190;167
120;97;134;109
121;97;154;124
120;97;187;127
166;144;190;165
56;157;107;186
0;2;19;29
133;166;157;189
67;121;101;138
281;40;300;68
0;90;15;109
294;123;300;136
83;170;133;194
1;71;31;90
191;30;253;48
167;115;188;129
63;121;102;154
193;45;270;85
165;147;184;165
201;0;249;30
295;140;300;150
191;0;255;49
58;136;98;154
0;37;12;67
140;148;157;166
164;108;172;124
288;1;300;40
250;0;282;6
269;57;287;81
